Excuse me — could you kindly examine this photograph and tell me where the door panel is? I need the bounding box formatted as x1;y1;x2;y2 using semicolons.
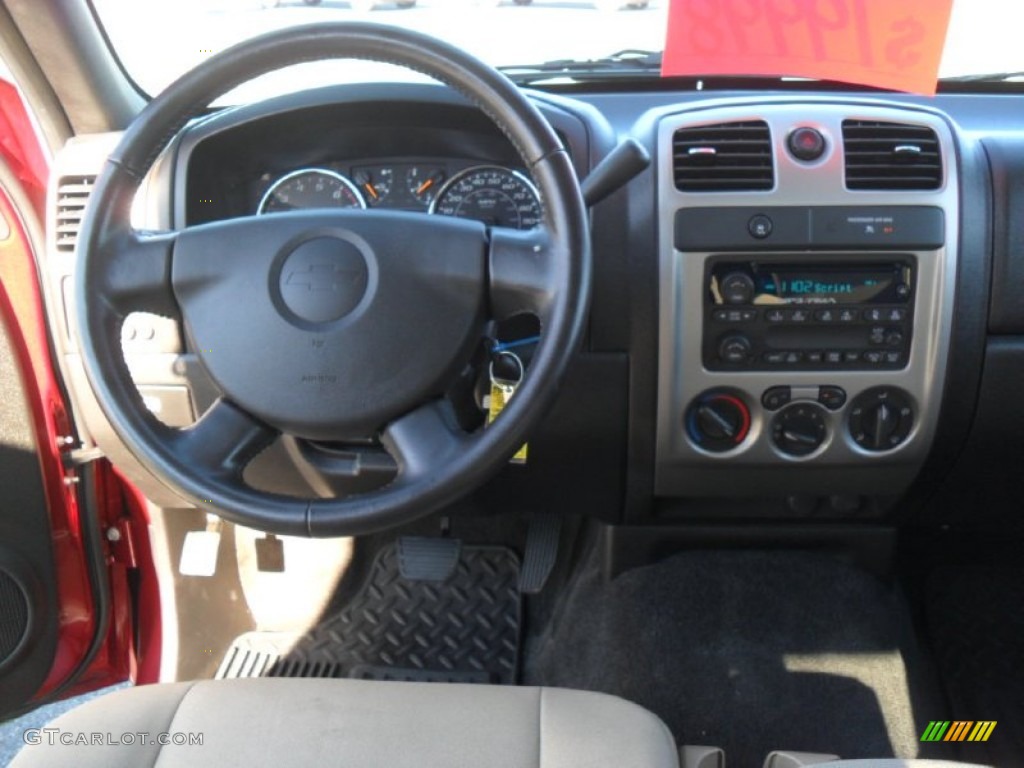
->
0;142;125;716
0;191;61;712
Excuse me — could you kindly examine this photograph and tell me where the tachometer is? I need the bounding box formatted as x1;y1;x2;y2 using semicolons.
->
429;166;541;230
257;168;365;214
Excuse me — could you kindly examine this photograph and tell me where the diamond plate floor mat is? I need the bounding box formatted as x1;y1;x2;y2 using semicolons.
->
218;544;521;684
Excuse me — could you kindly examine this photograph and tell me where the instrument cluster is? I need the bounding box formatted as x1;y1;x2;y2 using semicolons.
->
255;159;542;230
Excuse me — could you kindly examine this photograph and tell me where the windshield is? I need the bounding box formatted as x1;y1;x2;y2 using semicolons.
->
91;0;1020;100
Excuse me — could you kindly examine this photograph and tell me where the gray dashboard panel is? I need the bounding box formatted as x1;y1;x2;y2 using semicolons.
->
649;99;960;497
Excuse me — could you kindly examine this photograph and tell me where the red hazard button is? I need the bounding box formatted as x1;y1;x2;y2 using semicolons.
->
788;127;826;162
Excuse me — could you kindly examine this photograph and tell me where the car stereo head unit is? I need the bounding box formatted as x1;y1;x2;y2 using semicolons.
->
703;259;914;371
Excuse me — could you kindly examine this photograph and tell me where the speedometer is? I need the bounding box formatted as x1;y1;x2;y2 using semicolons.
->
257;168;365;214
429;166;541;230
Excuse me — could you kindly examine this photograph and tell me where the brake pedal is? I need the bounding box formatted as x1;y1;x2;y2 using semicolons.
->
397;536;461;582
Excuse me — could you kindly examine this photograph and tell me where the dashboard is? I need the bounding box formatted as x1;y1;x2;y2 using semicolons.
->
47;79;1019;528
176;91;583;230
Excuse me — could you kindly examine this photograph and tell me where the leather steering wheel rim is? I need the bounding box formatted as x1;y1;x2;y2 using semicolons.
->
77;23;590;536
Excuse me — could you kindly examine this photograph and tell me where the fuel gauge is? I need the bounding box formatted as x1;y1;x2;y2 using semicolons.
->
406;166;447;207
353;167;393;207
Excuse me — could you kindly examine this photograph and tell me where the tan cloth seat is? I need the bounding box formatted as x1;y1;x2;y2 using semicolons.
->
11;678;679;768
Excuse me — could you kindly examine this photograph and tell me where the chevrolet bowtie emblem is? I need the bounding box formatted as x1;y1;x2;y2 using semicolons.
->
285;262;361;292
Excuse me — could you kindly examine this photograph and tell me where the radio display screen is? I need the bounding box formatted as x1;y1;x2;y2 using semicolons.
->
748;263;911;305
758;270;891;302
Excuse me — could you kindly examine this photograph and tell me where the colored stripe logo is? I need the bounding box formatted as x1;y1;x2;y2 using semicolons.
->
921;721;997;742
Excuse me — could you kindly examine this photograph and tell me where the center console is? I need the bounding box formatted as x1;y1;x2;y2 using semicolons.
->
652;101;959;499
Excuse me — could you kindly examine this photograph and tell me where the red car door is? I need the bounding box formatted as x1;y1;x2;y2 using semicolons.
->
0;77;157;719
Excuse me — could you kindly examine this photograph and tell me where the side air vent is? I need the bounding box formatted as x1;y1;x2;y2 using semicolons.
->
673;121;773;192
843;120;942;190
55;176;96;252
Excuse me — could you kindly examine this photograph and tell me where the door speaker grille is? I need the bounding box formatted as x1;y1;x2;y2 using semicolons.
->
0;570;28;663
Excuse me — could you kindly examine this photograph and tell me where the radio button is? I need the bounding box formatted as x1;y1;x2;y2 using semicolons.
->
721;272;756;305
864;308;884;322
713;308;756;323
838;309;858;323
818;386;847;410
814;309;837;323
886;308;907;322
766;309;786;323
719;335;753;364
789;309;811;323
762;386;792;411
784;351;804;364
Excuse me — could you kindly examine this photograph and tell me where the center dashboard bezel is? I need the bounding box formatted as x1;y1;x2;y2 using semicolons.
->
651;99;961;498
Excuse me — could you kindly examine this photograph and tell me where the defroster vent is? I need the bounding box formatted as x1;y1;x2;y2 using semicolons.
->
673;121;773;192
55;176;96;252
843;120;942;190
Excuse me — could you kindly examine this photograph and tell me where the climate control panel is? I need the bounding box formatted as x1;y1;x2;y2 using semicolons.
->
848;387;915;452
684;384;916;460
685;390;751;453
771;402;829;456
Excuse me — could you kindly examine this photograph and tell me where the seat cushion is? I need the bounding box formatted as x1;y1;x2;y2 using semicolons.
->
12;678;679;768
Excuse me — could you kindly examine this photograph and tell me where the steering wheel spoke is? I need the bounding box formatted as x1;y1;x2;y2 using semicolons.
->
171;398;279;478
381;399;470;482
488;227;558;322
97;230;178;318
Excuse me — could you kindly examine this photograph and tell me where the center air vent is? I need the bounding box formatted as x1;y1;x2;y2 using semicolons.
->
673;121;773;192
843;120;942;191
55;176;96;252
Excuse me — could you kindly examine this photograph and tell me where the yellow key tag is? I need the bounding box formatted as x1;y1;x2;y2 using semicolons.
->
487;350;528;465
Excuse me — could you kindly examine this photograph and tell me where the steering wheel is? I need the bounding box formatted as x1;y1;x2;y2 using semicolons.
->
77;23;590;536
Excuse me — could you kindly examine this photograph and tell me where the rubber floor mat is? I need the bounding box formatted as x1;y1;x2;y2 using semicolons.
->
218;544;522;684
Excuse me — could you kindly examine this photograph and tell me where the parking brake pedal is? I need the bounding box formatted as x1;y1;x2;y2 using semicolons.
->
519;513;562;594
397;536;461;582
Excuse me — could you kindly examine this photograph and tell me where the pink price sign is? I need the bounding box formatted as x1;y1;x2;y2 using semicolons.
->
661;0;954;95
